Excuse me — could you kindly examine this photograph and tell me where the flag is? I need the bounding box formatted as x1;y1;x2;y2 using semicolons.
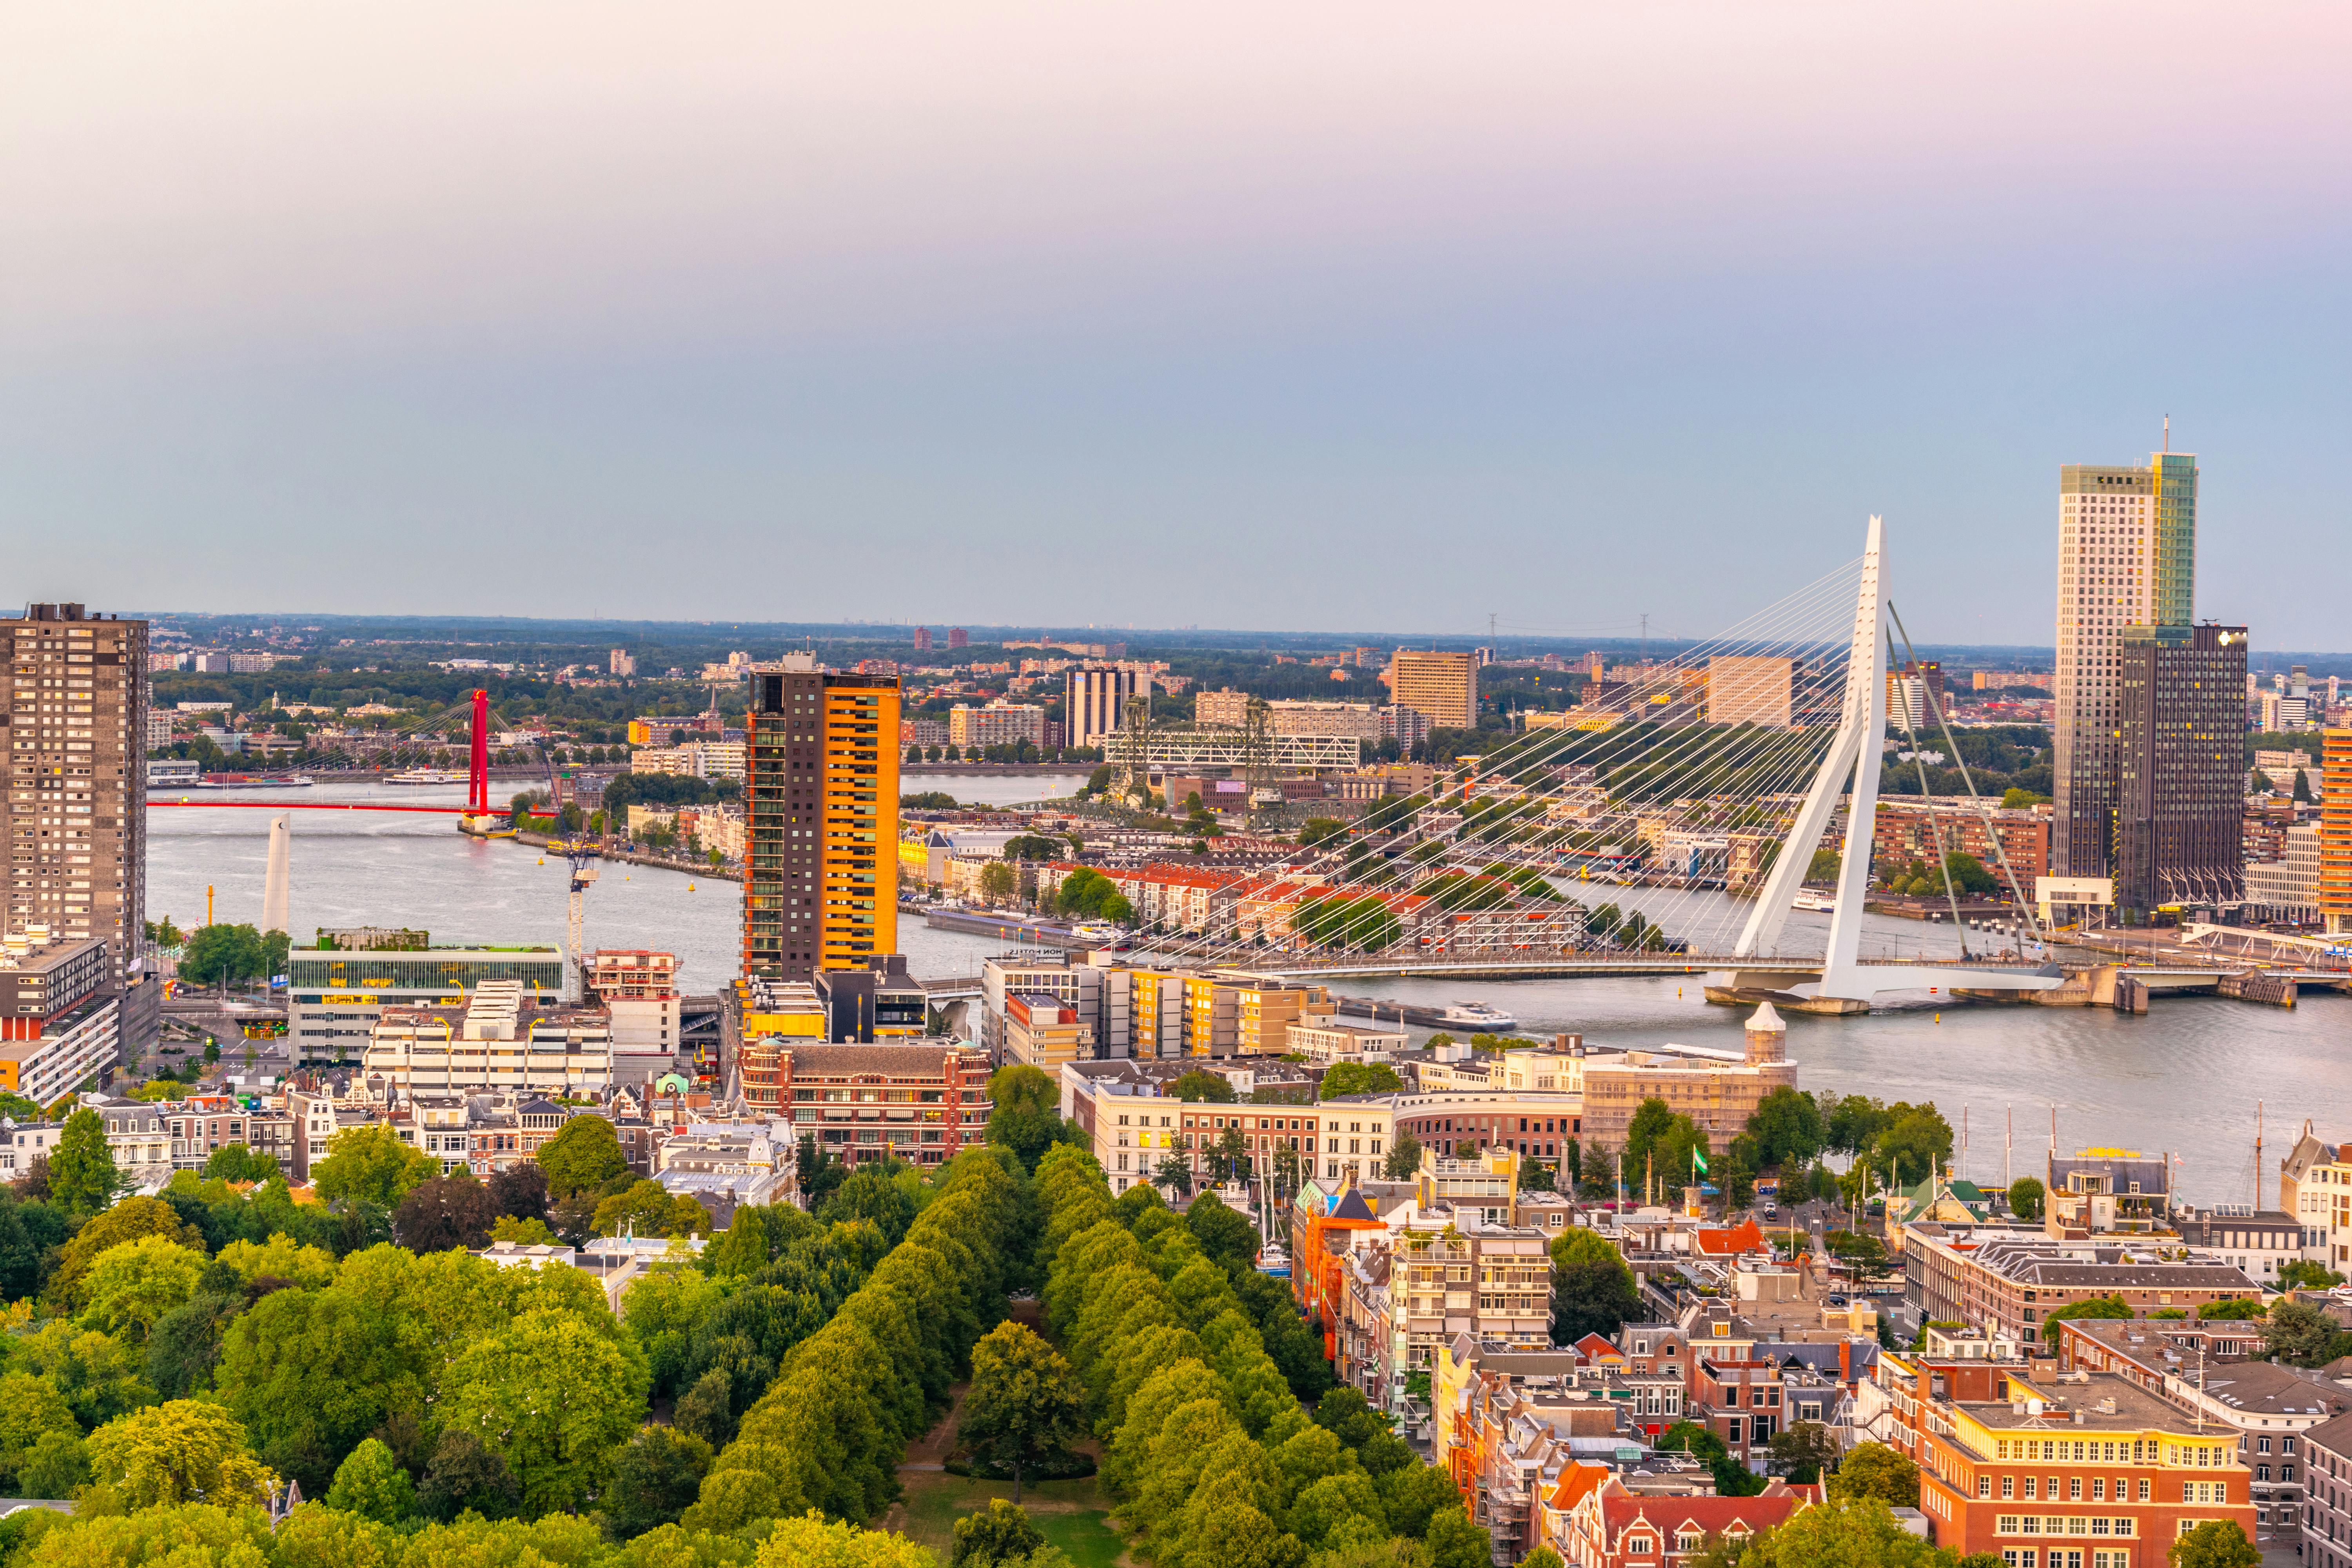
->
1692;1149;1709;1176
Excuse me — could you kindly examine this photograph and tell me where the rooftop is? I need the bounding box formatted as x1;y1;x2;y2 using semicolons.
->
1960;1372;2205;1434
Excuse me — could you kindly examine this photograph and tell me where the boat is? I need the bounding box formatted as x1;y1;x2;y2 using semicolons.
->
1793;890;1838;913
1436;1000;1518;1030
194;773;315;789
384;768;469;785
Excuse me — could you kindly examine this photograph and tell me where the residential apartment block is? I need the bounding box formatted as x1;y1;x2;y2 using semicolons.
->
363;981;615;1096
0;929;119;1105
5;605;149;977
1879;1349;2256;1563
947;701;1045;750
1574;1004;1797;1158
731;1040;991;1168
1386;649;1477;730
1902;1231;2261;1344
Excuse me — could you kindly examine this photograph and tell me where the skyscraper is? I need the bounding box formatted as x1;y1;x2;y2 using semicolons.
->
2053;449;2198;877
1065;665;1147;752
2116;622;2245;918
1385;649;1477;730
5;604;148;976
743;656;900;983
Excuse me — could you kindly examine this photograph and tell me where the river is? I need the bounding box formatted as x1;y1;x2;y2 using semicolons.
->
150;779;2341;1205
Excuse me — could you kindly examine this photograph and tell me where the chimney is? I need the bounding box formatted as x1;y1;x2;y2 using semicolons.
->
1838;1339;1851;1384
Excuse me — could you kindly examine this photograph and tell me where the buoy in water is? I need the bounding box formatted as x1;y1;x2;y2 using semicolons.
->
688;882;696;891
537;857;544;865
1935;1012;1941;1023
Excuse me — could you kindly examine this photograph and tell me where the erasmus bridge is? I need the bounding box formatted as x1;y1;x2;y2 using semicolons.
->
1134;517;2074;1014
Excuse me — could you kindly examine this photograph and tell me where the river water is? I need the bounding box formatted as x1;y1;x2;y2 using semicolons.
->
150;779;2343;1205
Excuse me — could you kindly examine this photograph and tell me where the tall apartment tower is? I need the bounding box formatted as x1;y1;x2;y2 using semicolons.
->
2322;729;2352;935
742;657;900;983
2116;622;2246;918
5;605;149;976
913;626;932;652
1385;649;1477;730
1065;665;1147;751
2053;449;2198;877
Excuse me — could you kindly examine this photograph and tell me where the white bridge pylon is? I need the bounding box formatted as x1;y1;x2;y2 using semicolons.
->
1709;515;2062;1009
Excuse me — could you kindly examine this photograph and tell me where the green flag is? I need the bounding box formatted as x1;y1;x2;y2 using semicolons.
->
1692;1149;1709;1176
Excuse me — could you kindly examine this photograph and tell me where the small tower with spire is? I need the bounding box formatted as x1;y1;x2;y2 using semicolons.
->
1744;1000;1787;1067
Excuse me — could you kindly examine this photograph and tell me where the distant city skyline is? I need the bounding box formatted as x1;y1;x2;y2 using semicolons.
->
4;3;2347;642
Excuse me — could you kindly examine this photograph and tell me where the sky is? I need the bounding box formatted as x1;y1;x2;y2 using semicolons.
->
4;2;2348;647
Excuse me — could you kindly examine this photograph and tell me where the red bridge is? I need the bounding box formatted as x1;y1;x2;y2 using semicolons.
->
148;690;495;818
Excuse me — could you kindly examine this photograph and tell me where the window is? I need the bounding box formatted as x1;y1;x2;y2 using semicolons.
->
2003;1477;2015;1499
1979;1477;1993;1499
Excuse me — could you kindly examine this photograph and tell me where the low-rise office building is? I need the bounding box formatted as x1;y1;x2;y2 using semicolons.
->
0;929;120;1106
363;981;614;1095
288;936;564;1059
1905;1231;2262;1344
1575;1005;1797;1158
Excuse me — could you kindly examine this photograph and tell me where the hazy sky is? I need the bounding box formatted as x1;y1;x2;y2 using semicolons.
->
4;2;2347;646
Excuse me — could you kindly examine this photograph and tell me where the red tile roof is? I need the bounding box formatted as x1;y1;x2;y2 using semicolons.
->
1694;1218;1768;1256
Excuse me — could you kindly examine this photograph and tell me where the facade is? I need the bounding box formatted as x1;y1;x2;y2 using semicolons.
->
1550;1478;1814;1568
2245;824;2321;920
1387;649;1477;730
1873;801;2051;886
1065;666;1146;751
2276;1126;2352;1266
732;1040;991;1167
2061;1316;2343;1551
2322;730;2352;933
1903;1232;2262;1343
947;701;1045;750
1195;688;1249;728
1287;1016;1409;1063
2054;452;2198;880
1268;700;1383;740
1880;1351;2256;1564
1707;655;1795;729
628;741;747;780
1002;993;1093;1069
286;943;564;1058
2115;622;2247;917
2045;1151;2173;1235
0;927;119;1103
79;1098;173;1191
2305;1414;2352;1568
363;981;615;1094
5;604;149;976
1575;1005;1797;1161
743;659;900;982
2169;1209;2301;1286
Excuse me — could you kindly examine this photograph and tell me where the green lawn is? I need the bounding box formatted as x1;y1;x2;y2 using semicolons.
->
888;1470;1126;1568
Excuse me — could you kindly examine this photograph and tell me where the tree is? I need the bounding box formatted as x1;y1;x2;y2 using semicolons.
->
2171;1519;2261;1568
757;1513;941;1567
49;1109;118;1213
81;1233;208;1338
18;1428;91;1500
1187;1191;1261;1272
1827;1441;1920;1508
979;861;1019;903
85;1399;276;1508
312;1124;437;1208
393;1172;501;1252
201;1143;280;1183
1424;1506;1493;1568
0;1372;79;1491
953;1498;1046;1566
2280;1260;2347;1292
2040;1293;2132;1350
441;1308;650;1517
1766;1420;1837;1484
987;1065;1078;1171
1549;1227;1641;1345
1742;1088;1824;1171
178;923;276;988
1655;1421;1764;1498
1383;1131;1423;1180
418;1430;520;1522
1320;1062;1404;1100
489;1163;550;1222
603;1424;712;1539
1150;1153;1194;1198
325;1436;417;1523
958;1323;1085;1504
592;1179;711;1240
1299;818;1348;848
1826;1229;1893;1282
2265;1298;2348;1367
536;1115;630;1200
2007;1176;2045;1221
1738;1497;1945;1568
1172;1070;1237;1103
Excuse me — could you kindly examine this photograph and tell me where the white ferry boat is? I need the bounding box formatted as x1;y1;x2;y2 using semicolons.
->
1793;889;1838;913
1435;1000;1518;1031
383;768;470;785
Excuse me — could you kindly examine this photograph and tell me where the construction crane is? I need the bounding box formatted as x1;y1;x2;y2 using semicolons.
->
563;842;601;1003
